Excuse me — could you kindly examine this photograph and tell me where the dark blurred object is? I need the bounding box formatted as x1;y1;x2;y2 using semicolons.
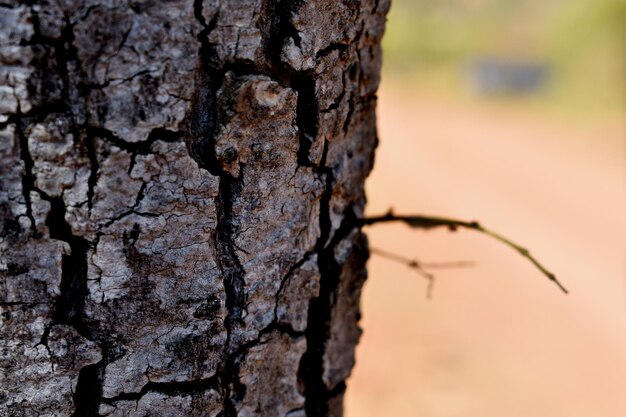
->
466;58;550;96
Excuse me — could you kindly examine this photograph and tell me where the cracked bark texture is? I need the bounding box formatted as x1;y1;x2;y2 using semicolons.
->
0;1;388;416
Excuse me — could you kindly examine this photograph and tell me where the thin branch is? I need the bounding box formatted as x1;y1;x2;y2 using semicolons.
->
360;209;568;294
370;247;435;297
370;247;475;298
370;247;475;269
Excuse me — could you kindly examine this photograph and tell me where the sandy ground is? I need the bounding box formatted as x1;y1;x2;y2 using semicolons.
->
344;82;626;417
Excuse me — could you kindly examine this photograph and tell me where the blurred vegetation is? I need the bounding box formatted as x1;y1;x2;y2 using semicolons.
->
382;0;626;114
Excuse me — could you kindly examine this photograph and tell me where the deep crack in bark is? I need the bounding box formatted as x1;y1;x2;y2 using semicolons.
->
102;374;221;404
14;113;37;234
214;175;247;417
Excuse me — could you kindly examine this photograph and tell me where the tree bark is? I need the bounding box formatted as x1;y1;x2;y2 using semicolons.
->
0;1;388;415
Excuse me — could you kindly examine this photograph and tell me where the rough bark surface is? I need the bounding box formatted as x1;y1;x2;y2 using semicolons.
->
0;1;388;415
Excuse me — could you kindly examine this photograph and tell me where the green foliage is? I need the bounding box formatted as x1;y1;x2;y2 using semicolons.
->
383;0;626;111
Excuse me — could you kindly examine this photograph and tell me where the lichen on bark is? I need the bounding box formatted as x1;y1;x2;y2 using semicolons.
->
0;1;389;415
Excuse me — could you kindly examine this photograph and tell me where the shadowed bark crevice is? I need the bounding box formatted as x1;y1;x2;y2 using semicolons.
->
299;180;360;416
273;250;316;322
214;175;247;417
186;3;224;175
46;196;89;328
14;114;37;234
85;125;183;174
102;374;222;404
292;72;319;168
72;355;105;417
84;131;99;210
36;193;107;415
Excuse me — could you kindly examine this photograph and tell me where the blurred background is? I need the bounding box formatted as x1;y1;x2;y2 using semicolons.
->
345;0;625;416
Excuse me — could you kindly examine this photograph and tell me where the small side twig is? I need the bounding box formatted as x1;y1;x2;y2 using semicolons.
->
370;246;475;298
360;209;568;294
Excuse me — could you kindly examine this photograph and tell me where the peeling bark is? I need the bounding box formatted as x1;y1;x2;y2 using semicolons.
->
0;1;389;415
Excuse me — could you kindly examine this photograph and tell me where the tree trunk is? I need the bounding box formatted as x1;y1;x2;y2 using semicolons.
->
0;1;388;415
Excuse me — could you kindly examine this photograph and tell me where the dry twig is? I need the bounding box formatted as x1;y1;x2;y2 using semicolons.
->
369;246;475;298
360;209;568;294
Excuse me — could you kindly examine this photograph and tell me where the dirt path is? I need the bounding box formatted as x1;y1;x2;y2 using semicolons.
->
345;82;626;417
